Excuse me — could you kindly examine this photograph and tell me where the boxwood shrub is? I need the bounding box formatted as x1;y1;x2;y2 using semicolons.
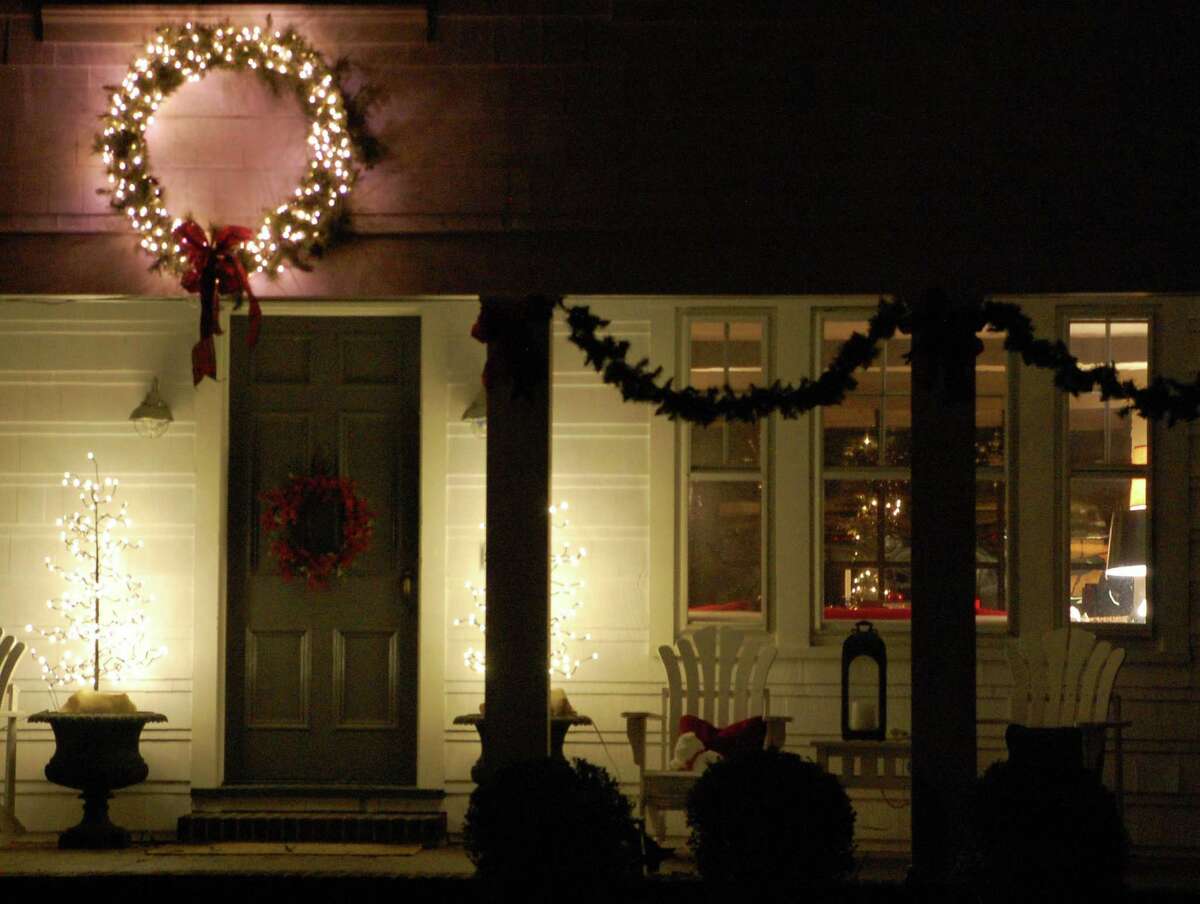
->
968;758;1129;902
686;747;856;890
463;757;642;890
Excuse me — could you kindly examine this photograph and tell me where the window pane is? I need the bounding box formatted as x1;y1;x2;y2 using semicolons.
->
1069;477;1149;624
690;422;724;469
1110;321;1149;466
824;479;1005;621
977;331;1007;465
820;315;1010;624
1068;319;1149;467
691;419;761;470
689;321;726;390
883;333;912;395
823;480;911;611
687;480;762;614
823;398;880;466
976;330;1008;377
883;395;911;466
726;320;763;391
977;480;1006;611
976;399;1006;466
1068;321;1108;467
823;482;864;610
822;319;871;369
880;567;912;607
689;320;764;470
726;420;761;467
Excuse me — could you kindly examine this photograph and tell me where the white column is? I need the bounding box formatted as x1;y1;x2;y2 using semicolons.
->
482;296;554;773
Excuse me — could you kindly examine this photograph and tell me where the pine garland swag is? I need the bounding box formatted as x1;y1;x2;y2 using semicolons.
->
556;295;1200;426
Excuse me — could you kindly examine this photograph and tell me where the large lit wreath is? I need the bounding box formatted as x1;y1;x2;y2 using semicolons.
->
95;18;375;279
259;474;374;590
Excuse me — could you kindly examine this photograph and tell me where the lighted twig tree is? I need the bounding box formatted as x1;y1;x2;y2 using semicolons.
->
456;500;598;680
26;452;167;693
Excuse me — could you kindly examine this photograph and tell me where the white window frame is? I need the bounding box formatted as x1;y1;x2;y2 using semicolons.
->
813;308;1013;632
678;309;773;627
1059;307;1155;635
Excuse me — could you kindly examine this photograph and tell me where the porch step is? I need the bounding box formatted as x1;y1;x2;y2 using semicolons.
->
190;785;445;813
177;812;447;846
179;785;447;846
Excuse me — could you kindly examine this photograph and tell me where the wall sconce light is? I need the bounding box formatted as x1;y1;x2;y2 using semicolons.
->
129;378;173;438
462;387;487;439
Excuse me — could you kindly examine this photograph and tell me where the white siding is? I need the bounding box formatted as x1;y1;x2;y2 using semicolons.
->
0;297;197;832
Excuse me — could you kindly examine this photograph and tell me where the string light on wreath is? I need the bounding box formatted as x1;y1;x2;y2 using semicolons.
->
95;19;372;280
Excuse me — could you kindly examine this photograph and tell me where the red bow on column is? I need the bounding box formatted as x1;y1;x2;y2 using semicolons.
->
173;221;262;385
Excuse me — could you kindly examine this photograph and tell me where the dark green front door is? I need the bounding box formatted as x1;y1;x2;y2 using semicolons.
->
226;316;420;783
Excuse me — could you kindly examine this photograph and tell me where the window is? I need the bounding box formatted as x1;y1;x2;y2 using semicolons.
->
682;316;769;622
818;314;1009;624
1065;317;1150;626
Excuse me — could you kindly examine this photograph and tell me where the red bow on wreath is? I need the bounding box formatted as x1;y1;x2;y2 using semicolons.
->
173;220;262;385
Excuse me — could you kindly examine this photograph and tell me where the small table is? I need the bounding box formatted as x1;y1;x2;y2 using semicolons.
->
454;713;593;783
812;739;912;790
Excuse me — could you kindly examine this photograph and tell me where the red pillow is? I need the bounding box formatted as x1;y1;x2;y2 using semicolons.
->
679;715;767;758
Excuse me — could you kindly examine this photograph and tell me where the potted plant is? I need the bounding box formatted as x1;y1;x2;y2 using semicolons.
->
25;453;167;848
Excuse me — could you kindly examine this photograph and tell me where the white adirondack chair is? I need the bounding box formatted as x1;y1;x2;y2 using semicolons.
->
0;628;27;834
991;626;1129;813
622;625;790;840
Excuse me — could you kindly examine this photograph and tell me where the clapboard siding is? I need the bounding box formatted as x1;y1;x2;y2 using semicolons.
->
0;298;196;832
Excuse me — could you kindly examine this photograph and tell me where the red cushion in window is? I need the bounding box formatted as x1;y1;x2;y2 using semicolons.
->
688;599;757;612
679;715;767;758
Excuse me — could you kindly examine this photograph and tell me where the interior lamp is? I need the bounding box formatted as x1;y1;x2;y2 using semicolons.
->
129;378;173;438
1105;509;1147;579
1107;441;1148;579
462;387;487;438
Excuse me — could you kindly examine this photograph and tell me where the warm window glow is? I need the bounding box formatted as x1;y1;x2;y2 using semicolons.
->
685;318;768;619
820;318;1008;623
1066;317;1150;625
1129;445;1147;510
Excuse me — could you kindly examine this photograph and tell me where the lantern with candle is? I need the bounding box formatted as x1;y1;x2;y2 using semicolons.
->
841;620;886;741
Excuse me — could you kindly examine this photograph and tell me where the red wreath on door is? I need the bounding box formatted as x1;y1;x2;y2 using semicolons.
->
259;474;374;590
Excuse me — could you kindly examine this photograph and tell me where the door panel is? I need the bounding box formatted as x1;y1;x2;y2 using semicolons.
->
334;629;400;728
245;629;311;729
339;413;398;574
226;315;420;784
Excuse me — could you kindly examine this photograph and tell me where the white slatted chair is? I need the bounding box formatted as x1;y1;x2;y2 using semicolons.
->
987;626;1129;813
0;629;27;834
622;626;790;840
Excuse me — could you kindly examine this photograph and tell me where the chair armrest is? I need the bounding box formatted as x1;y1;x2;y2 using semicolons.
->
764;715;791;749
621;712;661;771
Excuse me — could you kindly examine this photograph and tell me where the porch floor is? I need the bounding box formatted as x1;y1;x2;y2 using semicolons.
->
1;835;1197;896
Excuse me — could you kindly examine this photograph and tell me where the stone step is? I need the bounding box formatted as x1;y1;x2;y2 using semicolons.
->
176;812;447;846
189;785;446;815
